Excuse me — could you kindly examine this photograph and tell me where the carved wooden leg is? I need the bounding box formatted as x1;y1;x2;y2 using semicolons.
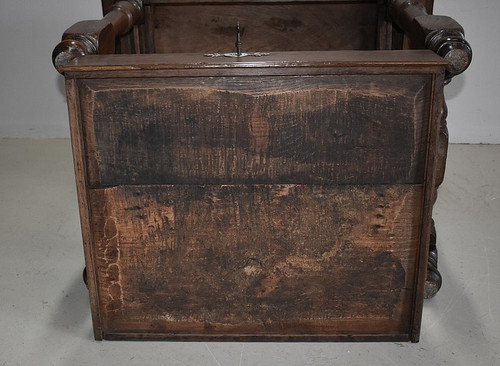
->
389;0;472;301
425;220;442;298
425;101;448;299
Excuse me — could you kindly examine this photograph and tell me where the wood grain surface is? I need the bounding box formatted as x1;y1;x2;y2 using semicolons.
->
90;184;422;338
55;0;456;342
151;2;378;53
60;50;448;73
79;73;432;187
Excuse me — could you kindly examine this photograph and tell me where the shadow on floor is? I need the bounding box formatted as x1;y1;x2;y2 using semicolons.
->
49;267;93;338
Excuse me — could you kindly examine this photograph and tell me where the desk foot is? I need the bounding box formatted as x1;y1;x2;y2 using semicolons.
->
425;221;442;299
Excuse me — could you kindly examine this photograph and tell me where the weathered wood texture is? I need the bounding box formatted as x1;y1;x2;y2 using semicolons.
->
424;91;448;298
150;2;379;53
60;54;447;341
58;50;449;74
388;0;472;79
90;184;422;339
97;0;436;55
51;0;471;341
65;79;105;340
52;0;142;71
78;73;432;187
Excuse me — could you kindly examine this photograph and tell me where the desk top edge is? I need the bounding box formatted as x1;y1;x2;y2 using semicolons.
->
60;50;448;73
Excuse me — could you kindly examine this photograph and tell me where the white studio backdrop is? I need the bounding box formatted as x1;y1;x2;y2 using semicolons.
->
0;0;498;143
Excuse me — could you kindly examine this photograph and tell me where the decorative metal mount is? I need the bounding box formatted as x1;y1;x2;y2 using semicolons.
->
204;52;270;58
204;22;270;58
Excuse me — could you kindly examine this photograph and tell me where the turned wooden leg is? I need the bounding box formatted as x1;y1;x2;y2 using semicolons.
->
425;220;442;299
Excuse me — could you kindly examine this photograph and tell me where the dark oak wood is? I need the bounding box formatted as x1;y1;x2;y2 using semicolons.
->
150;2;378;54
53;0;471;342
60;50;448;71
424;93;448;299
78;73;432;187
62;57;446;341
425;220;442;299
90;184;421;337
52;0;143;71
388;0;472;79
65;78;104;340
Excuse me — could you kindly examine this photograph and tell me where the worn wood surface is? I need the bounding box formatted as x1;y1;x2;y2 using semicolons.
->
59;50;448;75
63;49;448;67
97;0;435;56
78;73;433;187
59;57;447;341
150;2;378;53
407;71;445;342
90;184;422;338
388;0;471;79
52;1;143;71
65;79;104;340
424;80;447;299
47;0;469;343
56;0;456;340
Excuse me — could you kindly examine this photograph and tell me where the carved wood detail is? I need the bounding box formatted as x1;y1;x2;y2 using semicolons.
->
425;96;447;299
52;0;143;72
388;0;472;80
425;30;472;80
389;0;471;298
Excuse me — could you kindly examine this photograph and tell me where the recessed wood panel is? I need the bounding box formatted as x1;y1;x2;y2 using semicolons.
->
151;2;378;53
90;184;421;338
81;74;432;186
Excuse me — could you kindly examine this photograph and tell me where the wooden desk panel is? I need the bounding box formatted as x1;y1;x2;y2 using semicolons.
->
63;53;445;341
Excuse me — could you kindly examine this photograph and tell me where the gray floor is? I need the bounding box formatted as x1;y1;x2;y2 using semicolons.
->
0;139;499;366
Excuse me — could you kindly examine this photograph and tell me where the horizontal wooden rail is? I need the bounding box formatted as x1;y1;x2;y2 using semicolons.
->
388;0;472;80
52;0;142;72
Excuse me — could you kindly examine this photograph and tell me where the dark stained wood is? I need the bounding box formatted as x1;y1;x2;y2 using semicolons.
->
149;0;383;3
424;90;448;299
101;0;115;15
100;0;433;55
61;52;447;341
386;0;471;303
52;20;115;71
77;72;433;187
65;79;104;340
53;0;143;71
425;219;442;299
90;184;421;338
55;0;470;342
388;0;472;79
61;57;446;341
59;49;448;73
423;0;434;14
150;2;378;54
408;71;445;342
103;0;142;35
101;0;145;54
